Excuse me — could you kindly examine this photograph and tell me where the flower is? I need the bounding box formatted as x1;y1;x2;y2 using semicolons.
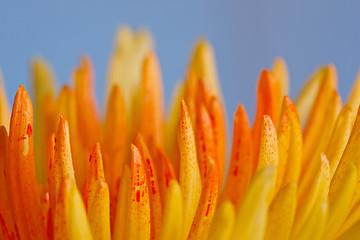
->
0;26;360;240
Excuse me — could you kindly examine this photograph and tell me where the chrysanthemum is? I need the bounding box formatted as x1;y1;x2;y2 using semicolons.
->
0;27;360;240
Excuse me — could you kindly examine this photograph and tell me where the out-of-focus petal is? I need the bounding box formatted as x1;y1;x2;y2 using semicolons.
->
323;163;357;239
160;180;183;240
0;68;10;130
264;184;297;240
207;201;235;240
230;165;275;240
272;57;289;109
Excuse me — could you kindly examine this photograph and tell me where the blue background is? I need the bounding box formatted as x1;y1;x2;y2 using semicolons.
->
0;1;359;122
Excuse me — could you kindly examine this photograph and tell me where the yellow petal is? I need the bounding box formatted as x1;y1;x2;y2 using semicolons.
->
292;153;330;237
323;163;357;239
346;68;360;121
280;96;303;188
68;184;93;240
189;39;222;100
298;90;341;206
330;106;360;206
325;105;352;179
83;144;111;240
293;201;328;240
160;180;183;240
276;111;290;192
31;57;57;185
337;218;360;240
112;165;130;240
207;201;235;240
256;115;278;201
272;57;289;109
178;100;201;239
264;184;297;240
230;165;275;240
295;66;327;126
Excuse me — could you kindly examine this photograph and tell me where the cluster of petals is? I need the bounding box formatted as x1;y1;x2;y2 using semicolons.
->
0;26;360;240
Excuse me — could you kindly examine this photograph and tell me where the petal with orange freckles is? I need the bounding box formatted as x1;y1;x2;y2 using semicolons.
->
138;51;165;148
222;104;253;210
252;70;279;162
256;115;278;202
178;100;201;239
188;158;219;240
264;184;297;240
83;144;111;240
112;164;130;240
207;201;235;240
208;96;226;189
128;145;151;240
195;103;216;185
160;180;183;240
0;127;17;240
134;134;162;240
74;56;100;149
7;86;47;240
230;165;275;240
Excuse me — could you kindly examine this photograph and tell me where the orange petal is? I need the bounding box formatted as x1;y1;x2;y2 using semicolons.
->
188;158;219;240
128;145;151;240
74;56;100;150
252;70;279;163
134;134;162;240
222;104;253;210
0;126;17;240
138;51;165;148
7;86;47;240
102;84;127;227
195;103;216;185
276;111;290;192
208;96;226;189
154;148;176;210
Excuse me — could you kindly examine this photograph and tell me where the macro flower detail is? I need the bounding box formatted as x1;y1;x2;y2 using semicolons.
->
1;27;360;240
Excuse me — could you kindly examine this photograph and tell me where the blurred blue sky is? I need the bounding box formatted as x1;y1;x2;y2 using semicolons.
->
0;1;359;122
